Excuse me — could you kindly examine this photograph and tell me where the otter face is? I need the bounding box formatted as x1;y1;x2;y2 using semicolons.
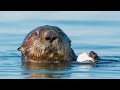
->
18;25;76;63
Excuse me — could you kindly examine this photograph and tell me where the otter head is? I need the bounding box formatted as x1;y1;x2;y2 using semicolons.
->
18;25;76;63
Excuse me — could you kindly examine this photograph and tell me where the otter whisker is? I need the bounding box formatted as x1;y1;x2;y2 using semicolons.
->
38;48;41;52
34;44;43;53
34;46;37;51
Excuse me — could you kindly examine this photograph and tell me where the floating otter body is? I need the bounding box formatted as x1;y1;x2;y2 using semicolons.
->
18;25;77;63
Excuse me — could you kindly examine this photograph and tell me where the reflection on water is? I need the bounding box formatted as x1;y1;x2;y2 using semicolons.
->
72;61;96;68
22;62;72;79
23;73;62;79
78;64;96;68
21;61;97;79
23;62;72;70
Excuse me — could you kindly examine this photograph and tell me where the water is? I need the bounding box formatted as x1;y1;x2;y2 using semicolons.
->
1;12;120;79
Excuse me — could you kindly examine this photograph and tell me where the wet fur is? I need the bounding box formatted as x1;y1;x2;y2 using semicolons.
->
18;25;77;63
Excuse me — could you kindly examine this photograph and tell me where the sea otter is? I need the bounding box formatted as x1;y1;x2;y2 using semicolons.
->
18;25;77;63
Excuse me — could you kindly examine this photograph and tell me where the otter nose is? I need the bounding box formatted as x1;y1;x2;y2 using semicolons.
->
45;31;58;42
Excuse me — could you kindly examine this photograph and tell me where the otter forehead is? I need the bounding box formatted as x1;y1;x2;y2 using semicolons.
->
32;25;63;34
25;25;63;39
23;25;70;43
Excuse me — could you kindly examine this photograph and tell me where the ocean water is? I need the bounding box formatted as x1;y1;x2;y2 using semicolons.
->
1;19;120;79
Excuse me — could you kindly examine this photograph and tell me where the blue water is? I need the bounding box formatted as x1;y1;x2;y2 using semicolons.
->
1;17;120;79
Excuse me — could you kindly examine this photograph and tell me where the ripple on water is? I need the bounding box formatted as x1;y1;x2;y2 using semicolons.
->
1;19;120;78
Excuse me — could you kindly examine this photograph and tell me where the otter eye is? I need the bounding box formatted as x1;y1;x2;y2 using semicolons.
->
45;37;50;40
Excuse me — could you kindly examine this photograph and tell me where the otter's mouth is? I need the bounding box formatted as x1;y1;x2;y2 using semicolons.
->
34;43;46;52
34;42;57;54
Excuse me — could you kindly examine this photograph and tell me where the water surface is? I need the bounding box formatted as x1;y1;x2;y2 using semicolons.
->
0;16;120;79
